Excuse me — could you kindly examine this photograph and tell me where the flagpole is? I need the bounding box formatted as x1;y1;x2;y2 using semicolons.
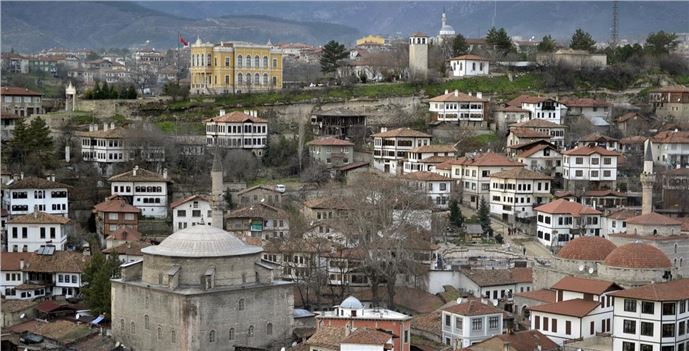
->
177;32;181;84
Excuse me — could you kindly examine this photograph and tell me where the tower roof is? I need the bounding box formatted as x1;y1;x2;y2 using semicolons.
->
211;147;223;172
644;140;653;161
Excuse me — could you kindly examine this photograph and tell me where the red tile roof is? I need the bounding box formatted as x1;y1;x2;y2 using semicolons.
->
469;330;559;351
170;194;210;209
227;203;288;219
409;144;457;153
371;128;432;138
462;267;533;287
108;167;167;182
450;54;488;61
562;146;621;156
0;252;33;271
509;127;551;139
443;299;505;316
514;289;557;304
579;133;618;143
651;130;689;144
341;328;391;345
94;196;140;214
103;241;150;256
307;137;355;146
562;98;611;108
551;276;621;295
651;85;689;93
1;86;42;96
7;176;70;189
535;199;601;216
205;111;267;124
354;287;444;315
507;95;552;106
106;227;142;241
430;91;488;103
306;326;347;349
606;208;640;220
604;243;672;269
411;311;441;336
401;171;451;182
462;152;524;167
625;212;682;226
8;211;70;225
608;279;689;301
490;168;551;180
511;119;563;128
517;144;559;159
24;251;90;273
495;105;530;113
529;299;600;318
558;236;616;261
582;189;625;197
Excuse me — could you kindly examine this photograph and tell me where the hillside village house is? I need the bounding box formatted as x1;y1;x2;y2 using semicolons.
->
608;279;689;351
438;152;524;209
509;119;566;148
489;168;552;222
562;98;612;123
0;252;32;298
5;176;69;217
428;90;489;127
505;95;568;125
602;208;639;237
577;133;620;151
534;199;602;247
649;85;689;120
171;195;211;231
372;128;432;175
108;166;170;219
189;38;283;95
448;55;490;77
226;203;289;240
0;86;43;117
651;130;689;168
458;267;534;305
317;296;412;351
562;146;621;191
507;128;551;148
493;105;532;131
306;137;354;167
104;227;142;250
93;195;140;240
1;111;22;141
616;112;653;134
77;123;165;169
401;171;453;209
7;212;70;252
441;299;505;349
530;276;621;346
463;330;559;351
302;196;352;243
403;144;456;173
205;110;268;157
236;185;282;206
620;135;648;153
513;141;563;177
103;240;150;263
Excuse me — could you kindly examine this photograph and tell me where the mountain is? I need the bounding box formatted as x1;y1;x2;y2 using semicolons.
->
0;1;359;52
3;1;689;53
138;1;689;42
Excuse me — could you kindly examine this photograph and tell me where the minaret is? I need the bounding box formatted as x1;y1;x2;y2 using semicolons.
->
640;140;655;215
441;11;447;28
211;148;225;229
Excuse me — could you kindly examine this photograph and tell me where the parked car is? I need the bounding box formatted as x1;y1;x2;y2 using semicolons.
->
275;184;286;193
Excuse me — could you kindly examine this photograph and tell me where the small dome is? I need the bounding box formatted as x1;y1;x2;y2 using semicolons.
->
604;243;672;269
340;296;364;309
293;309;315;318
439;24;456;36
559;236;616;261
142;226;262;258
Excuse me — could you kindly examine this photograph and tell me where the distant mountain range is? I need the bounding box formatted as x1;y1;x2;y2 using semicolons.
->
2;1;689;53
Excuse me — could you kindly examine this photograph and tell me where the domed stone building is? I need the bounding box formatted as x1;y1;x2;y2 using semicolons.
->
111;225;294;351
436;11;456;44
534;236;675;289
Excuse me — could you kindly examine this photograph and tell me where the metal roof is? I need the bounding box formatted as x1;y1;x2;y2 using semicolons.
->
142;226;262;258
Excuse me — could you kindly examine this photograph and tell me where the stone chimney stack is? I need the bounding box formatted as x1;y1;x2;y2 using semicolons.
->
103;122;108;131
110;122;115;130
19;259;25;270
133;165;139;177
33;205;39;217
219;109;225;116
65;145;70;163
20;172;24;180
162;168;168;180
89;124;95;132
477;92;483;99
454;90;458;97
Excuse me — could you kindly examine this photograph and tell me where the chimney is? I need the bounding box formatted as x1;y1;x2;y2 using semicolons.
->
65;145;70;163
468;92;472;96
162;168;168;180
454;90;458;97
103;122;108;131
48;174;55;182
33;205;39;217
445;89;449;95
133;165;139;177
502;342;511;351
89;124;94;132
19;259;25;270
110;122;115;130
219;109;225;116
20;172;24;180
477;92;483;99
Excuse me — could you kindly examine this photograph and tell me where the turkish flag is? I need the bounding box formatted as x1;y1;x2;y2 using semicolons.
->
180;35;189;48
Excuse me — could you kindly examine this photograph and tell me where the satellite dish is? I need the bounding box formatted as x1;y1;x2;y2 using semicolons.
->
456;297;463;305
588;267;595;274
19;313;26;319
578;264;585;272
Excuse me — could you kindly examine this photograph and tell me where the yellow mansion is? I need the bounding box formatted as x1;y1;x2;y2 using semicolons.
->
190;37;283;95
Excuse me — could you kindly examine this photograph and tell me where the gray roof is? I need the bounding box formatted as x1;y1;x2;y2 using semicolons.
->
293;308;316;318
142;226;262;258
465;224;483;234
645;141;653;161
340;296;364;309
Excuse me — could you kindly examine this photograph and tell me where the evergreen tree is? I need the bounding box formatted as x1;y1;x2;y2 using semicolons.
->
320;40;349;74
645;31;679;55
570;29;596;52
82;249;120;315
486;27;514;53
8;118;29;163
451;34;469;56
27;117;54;165
537;35;557;52
448;199;464;228
477;197;492;236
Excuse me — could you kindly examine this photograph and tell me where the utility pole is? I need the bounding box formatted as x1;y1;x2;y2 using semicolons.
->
611;0;619;47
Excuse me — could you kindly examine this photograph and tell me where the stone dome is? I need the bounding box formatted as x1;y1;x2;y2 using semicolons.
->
340;296;364;309
604;243;672;269
439;24;456;36
558;236;617;261
141;225;262;258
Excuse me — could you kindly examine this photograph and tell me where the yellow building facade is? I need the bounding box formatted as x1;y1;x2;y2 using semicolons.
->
356;35;386;46
190;38;283;95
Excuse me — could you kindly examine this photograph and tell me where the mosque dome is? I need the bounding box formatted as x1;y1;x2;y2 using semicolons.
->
604;243;672;269
340;296;364;309
558;236;617;261
141;225;262;258
438;12;456;37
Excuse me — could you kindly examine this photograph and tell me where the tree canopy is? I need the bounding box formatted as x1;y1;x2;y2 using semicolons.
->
451;34;469;57
449;199;464;228
570;29;596;52
645;31;679;56
82;249;121;315
486;27;514;54
320;40;349;74
84;81;137;100
478;197;492;236
537;35;557;52
8;117;55;170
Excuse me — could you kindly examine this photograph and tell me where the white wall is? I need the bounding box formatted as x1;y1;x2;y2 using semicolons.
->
173;200;212;232
7;223;67;252
8;187;69;216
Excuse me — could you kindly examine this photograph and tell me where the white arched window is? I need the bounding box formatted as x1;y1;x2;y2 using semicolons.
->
254;73;260;85
254;56;260;67
246;56;252;67
263;56;268;67
263;74;268;85
237;55;243;68
237;73;243;84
